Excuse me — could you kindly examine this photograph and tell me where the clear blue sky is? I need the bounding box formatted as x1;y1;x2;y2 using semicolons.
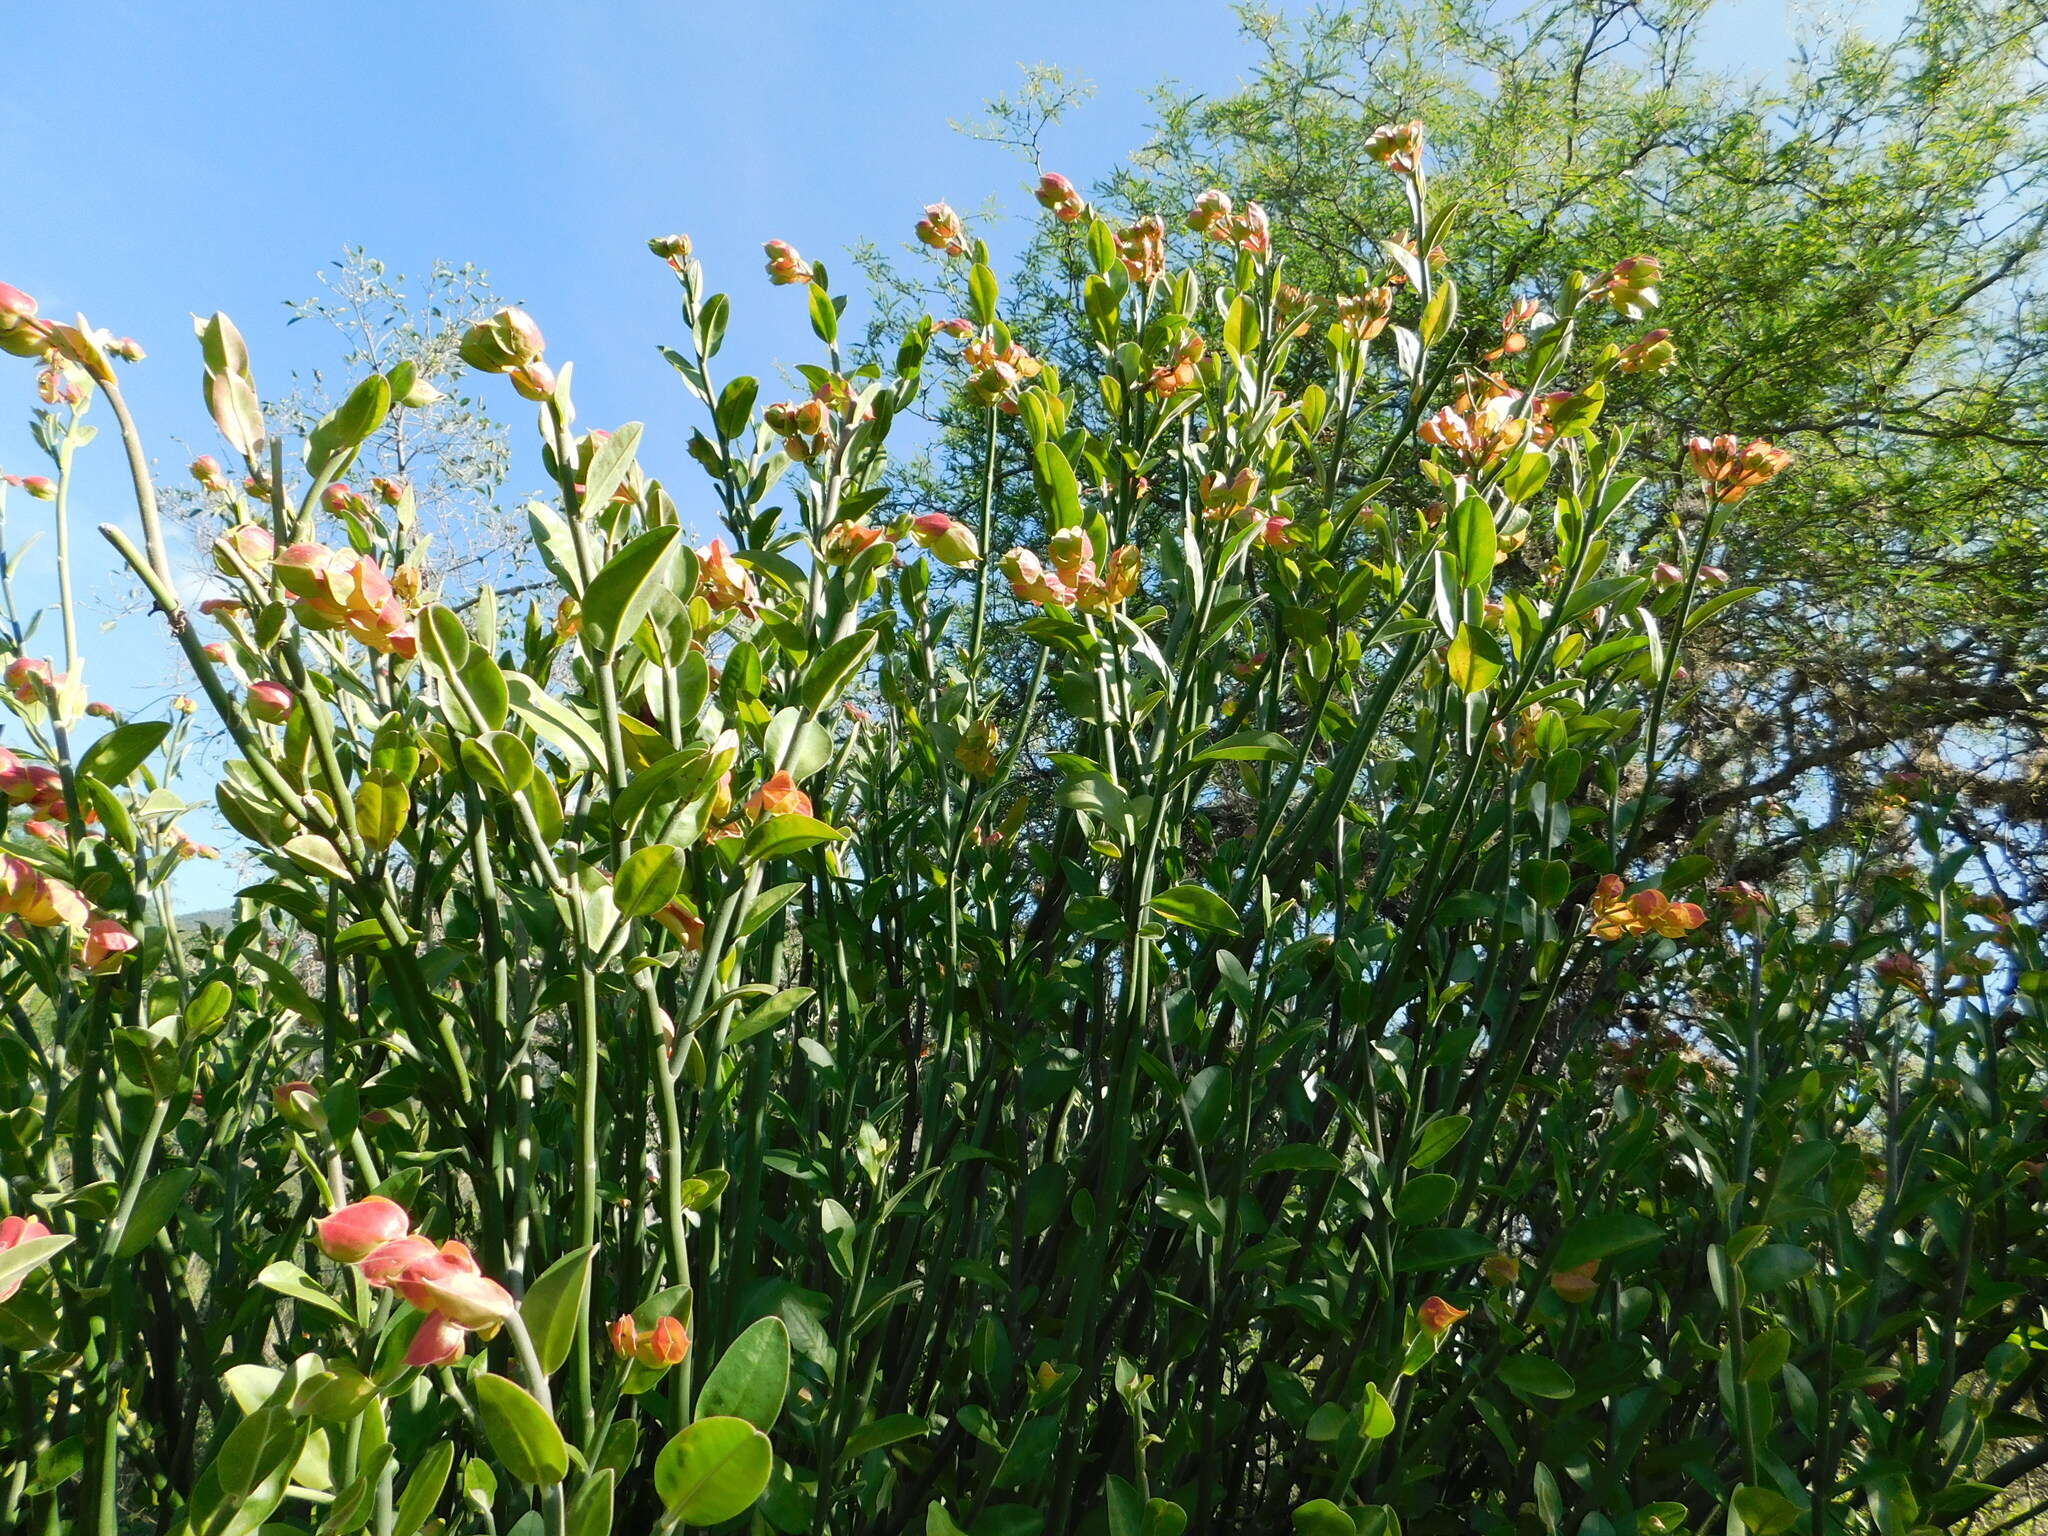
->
0;0;1886;905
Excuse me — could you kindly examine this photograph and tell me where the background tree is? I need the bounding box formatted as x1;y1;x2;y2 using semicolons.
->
1114;0;2048;894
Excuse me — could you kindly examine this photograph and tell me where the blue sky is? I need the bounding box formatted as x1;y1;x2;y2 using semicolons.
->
0;0;1891;904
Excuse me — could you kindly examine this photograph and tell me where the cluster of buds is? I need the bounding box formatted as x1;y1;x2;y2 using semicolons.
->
38;357;90;407
962;334;1043;408
189;455;232;496
915;203;968;257
1001;529;1140;615
1687;434;1792;503
820;518;891;566
1589;874;1708;942
1147;332;1206;397
458;308;553;400
1;743;70;820
3;473;54;501
910;513;981;568
316;1197;516;1367
1364;119;1425;177
764;392;838;461
1033;173;1088;224
1198;468;1263;521
274;543;420;657
1;851;135;971
1418;390;1533;470
763;240;813;286
5;657;55;707
1617;328;1676;375
1337;287;1395;343
610;1313;690;1369
1184;190;1272;257
1596;256;1662;320
647;234;693;270
696;539;758;614
1482;298;1549;362
1872;950;1929;999
1115;217;1167;286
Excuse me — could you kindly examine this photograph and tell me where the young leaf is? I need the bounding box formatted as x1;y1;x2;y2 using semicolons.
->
473;1374;568;1485
694;1315;790;1431
521;1244;597;1377
654;1416;773;1524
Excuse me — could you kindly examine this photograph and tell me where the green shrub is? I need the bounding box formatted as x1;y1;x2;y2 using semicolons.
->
1;131;2043;1536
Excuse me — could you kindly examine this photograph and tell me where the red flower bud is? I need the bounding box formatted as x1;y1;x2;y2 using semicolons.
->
316;1197;411;1263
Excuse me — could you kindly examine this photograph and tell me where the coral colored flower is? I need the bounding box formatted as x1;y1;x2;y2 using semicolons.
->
1002;547;1073;609
5;656;53;702
406;1310;467;1367
1481;1253;1521;1288
1187;188;1234;239
19;876;90;930
1198;468;1262;519
0;1215;54;1302
80;920;139;974
654;899;705;950
246;681;296;723
1617;328;1676;374
359;1233;438;1287
916;203;968;257
1337;287;1395;342
1115;217;1167;285
763;240;812;286
1551;1261;1600;1304
316;1197;411;1263
1147;332;1205;396
610;1314;691;1368
1687;434;1791;503
1600;256;1663;319
746;770;813;821
820;519;889;566
391;1240;515;1331
697;538;758;614
1418;1296;1470;1335
1033;172;1087;223
911;513;981;568
1364;119;1425;176
1650;561;1684;589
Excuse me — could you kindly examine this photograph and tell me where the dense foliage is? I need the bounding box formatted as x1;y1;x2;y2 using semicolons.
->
908;0;2048;892
3;121;2047;1536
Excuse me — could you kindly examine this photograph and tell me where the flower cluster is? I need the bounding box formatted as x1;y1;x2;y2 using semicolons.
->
1033;173;1087;223
274;541;421;657
763;240;812;286
1184;189;1271;257
1589;874;1707;942
698;539;759;614
1001;530;1141;615
915;203;968;257
1596;256;1662;320
610;1313;690;1368
0;849;136;970
961;335;1043;408
1115;217;1167;286
457;307;553;401
1687;434;1792;503
1337;287;1395;342
1147;332;1206;397
316;1196;516;1367
1365;119;1425;177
